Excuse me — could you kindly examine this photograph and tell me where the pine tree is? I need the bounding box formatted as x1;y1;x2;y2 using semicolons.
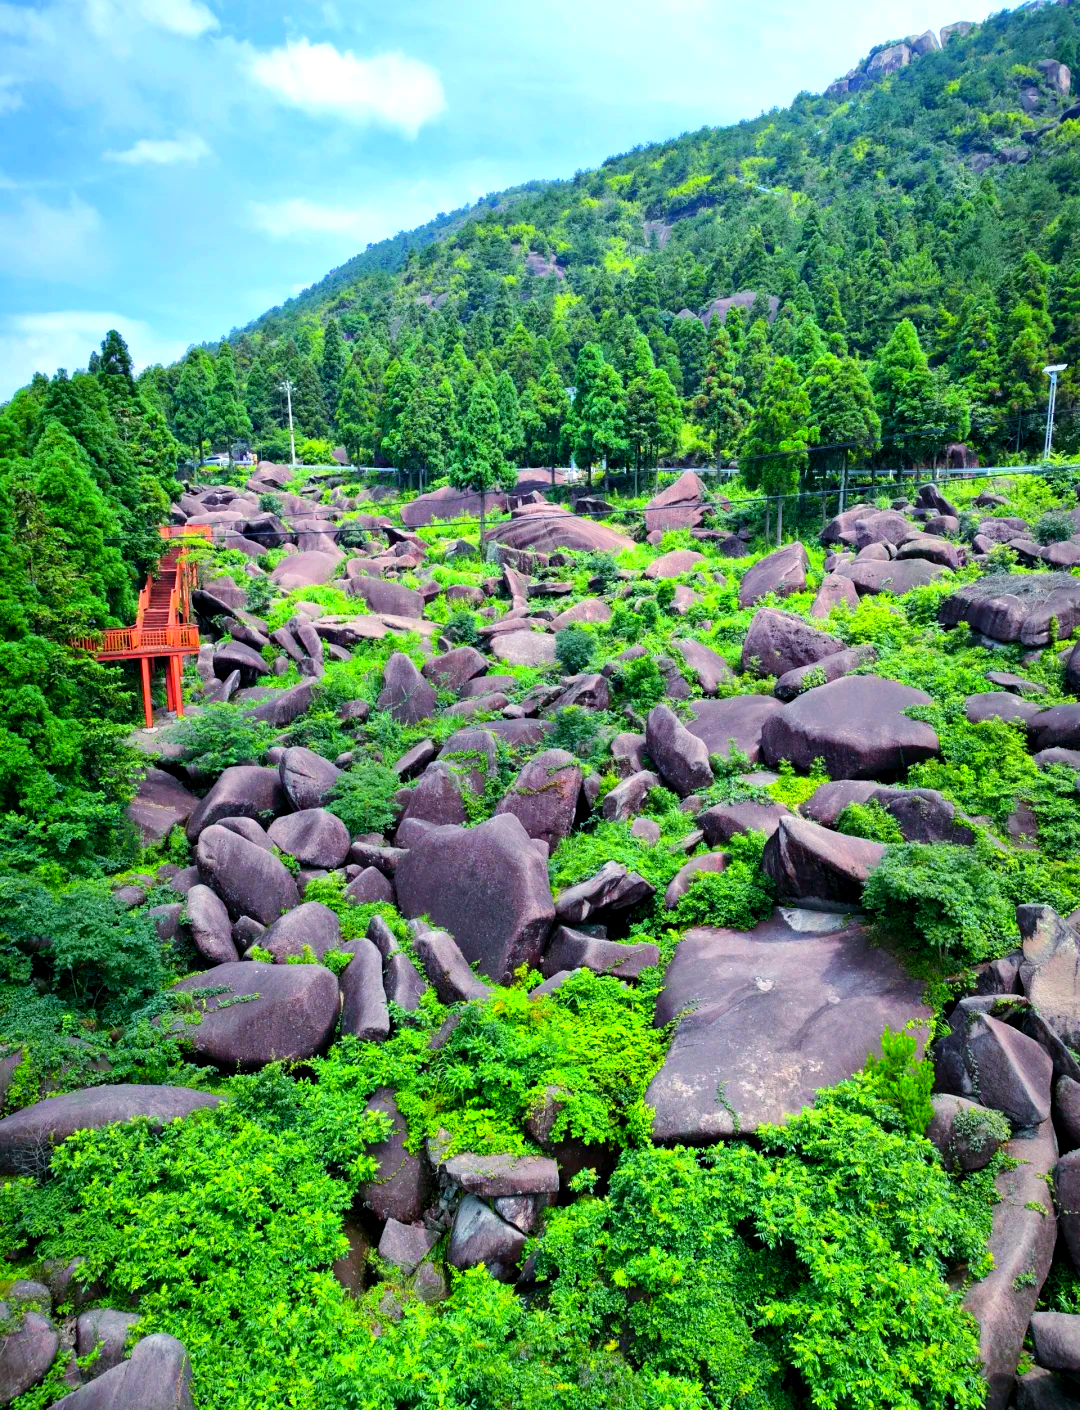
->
645;367;682;472
493;372;524;465
805;353;881;486
670;316;709;396
449;382;515;541
870;319;938;466
320;318;348;422
501;323;536;391
395;383;444;488
292;356;328;440
693;325;750;467
739;318;774;407
522;363;570;487
741;356;811;544
244;355;275;438
791;318;827;377
207;342;251;460
336;364;375;466
173;352;212;467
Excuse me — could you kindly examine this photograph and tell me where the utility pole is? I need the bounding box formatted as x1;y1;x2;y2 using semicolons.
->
279;379;297;468
1044;364;1067;460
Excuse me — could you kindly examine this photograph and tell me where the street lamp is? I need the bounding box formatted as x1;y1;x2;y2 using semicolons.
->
1044;364;1067;460
278;379;297;468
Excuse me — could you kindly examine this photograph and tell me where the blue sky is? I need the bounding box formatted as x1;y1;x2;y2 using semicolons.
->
0;0;997;398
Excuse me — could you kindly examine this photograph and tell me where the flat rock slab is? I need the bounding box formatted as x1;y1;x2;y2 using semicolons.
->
939;572;1080;646
170;963;339;1070
685;695;785;764
738;542;809;607
126;768;196;847
0;1085;221;1174
838;558;946;595
645;912;930;1141
490;630;558;667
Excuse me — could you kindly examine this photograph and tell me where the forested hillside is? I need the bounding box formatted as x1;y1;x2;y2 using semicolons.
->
137;2;1080;484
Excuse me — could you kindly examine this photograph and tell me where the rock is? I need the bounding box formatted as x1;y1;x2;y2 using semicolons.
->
656;654;691;699
548;598;611;630
359;1088;433;1224
378;1219;438;1275
1018;904;1080;1051
413;1261;450;1304
1030;704;1080;752
494;749;582;850
741;608;846;680
186;765;286;842
630;816;661;843
258;901;341;963
184;884;239;965
965;692;1043;725
1030;1313;1080;1373
216;815;274;850
944;1012;1053;1125
645;913;930;1140
0;1305;59;1404
279;747;341;810
925;1094;1009;1172
838;558;946;595
869;786;975;844
392;739;438;780
76;1310;140;1380
1035;748;1080;771
486;510;634;556
664;852;729;908
338;938;390;1041
553;861;654;924
267;808;350;869
51;1332;195;1410
968;1121;1058;1410
269;551;342;591
447;1195;526;1282
896;534;965;569
412;925;492;1003
1015;1367;1080;1409
645;704;713;796
548;673;609;713
762;814;885;905
246;679;316;726
169;963;339;1069
684;695;785;765
395;816;555;984
541;925;660;979
853;509;912;547
396;763;468;838
939;572;1080;646
1058;1076;1080;1152
441;1151;560;1197
458;675;517;701
738;542;809;607
212;639;269;685
377;653;438;724
774;644;877;701
820;502;878;546
126;768;196;846
643;470;709;533
698;799;791;844
601;769;659;822
673;638;735;695
347;576;424;618
800;780;881;827
331;1219;372;1295
644;548;707;579
0;1085;220;1175
490;630;558;667
761;675;939;780
196;825;299;924
345;867;394;905
811;573;861;618
421;646;487;692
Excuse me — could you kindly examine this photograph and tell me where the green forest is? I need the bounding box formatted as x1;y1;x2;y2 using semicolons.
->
7;5;1080;1409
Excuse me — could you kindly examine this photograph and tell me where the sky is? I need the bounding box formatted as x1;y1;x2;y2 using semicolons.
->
0;0;1000;398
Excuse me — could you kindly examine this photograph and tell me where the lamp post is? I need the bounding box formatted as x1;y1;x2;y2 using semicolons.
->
278;379;297;468
1044;364;1067;460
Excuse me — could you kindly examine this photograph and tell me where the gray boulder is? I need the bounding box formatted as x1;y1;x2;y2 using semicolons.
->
1030;704;1080;753
1030;1313;1080;1373
494;749;582;850
76;1310;140;1380
645;704;713;797
126;768;196;846
940;572;1080;646
258;901;341;963
965;692;1043;726
396;763;468;840
359;1087;433;1224
664;852;730;908
811;574;860;618
378;653;438;724
378;1220;438;1275
348;576;425;618
51;1332;195;1410
0;1305;58;1403
441;1150;559;1197
601;769;659;822
760;675;939;780
339;938;390;1041
738;542;809;607
925;1094;1009;1172
279;747;340;810
213;639;268;685
0;1085;220;1175
447;1195;526;1282
345;867;394;905
186;765;286;842
1057;1075;1080;1152
762;814;885;905
673;639;734;695
740;608;845;680
1018;904;1080;1051
267;808;350;869
698;799;791;844
216;815;274;850
773;644;877;702
838;558;945;595
394;815;556;984
870;786;975;845
799;779;880;827
184;883;239;965
645;912;930;1140
541;925;659;979
412;925;492;1004
421;646;487;692
1015;1367;1080;1409
196;824;299;925
169;963;339;1069
553;861;654;924
684;695;784;765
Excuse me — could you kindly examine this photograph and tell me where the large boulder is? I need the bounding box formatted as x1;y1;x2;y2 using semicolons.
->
358;1088;434;1224
800;779;880;827
674;639;734;695
774;644;877;702
269;550;342;590
394;815;556;984
869;786;975;845
740;608;845;680
645;704;713;797
969;1121;1058;1410
939;572;1080;646
1017;904;1080;1051
0;1303;58;1404
245;679;315;726
1029;704;1080;753
490;631;558;667
447;1195;526;1282
494;749;583;850
212;640;268;685
338;937;390;1041
810;573;861;619
549;598;612;631
486;511;634;555
422;647;488;692
185;765;286;842
698;799;791;844
643;470;709;532
258;901;341;963
541;926;660;979
399;484;508;528
184;884;239;964
396;763;468;839
169;963;339;1069
838;558;946;595
195;824;299;924
267;808;350;869
347;576;425;619
685;695;785;765
820;502;877;546
279;747;341;810
644;548;707;580
760;675;940;779
51;1331;195;1410
0;1085;221;1175
762;814;885;905
126;768;196;846
645;913;930;1141
738;542;809;607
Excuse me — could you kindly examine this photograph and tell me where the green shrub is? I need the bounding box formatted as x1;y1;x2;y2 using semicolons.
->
618;655;665;711
244;575;275;617
548;705;603;760
555;625;595;675
862;1026;935;1134
324;761;402;838
445;608;479;645
582;551;620;593
170;704;276;774
1034;510;1076;545
258;493;284;516
668;832;776;931
836;799;905;844
766;758;829;809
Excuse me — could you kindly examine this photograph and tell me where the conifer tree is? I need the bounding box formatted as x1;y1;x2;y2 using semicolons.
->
449;381;515;541
693;325;750;467
207;342;251;460
870;319;938;466
739;318;774;406
244;355;275;438
320;317;348;421
522;363;570;487
335;363;375;466
493;371;524;465
173;352;212;467
805;353;881;487
742;356;811;544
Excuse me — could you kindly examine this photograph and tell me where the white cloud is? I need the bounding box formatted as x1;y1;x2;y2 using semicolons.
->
0;195;103;279
84;0;218;41
0;76;22;112
251;198;384;242
104;133;209;164
247;39;445;137
0;310;186;399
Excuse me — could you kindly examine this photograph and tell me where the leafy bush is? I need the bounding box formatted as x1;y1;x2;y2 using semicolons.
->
258;492;284;515
667;831;776;930
170;704;276;774
284;708;352;762
617;655;665;711
549;705;603;760
324;761;402;838
555;625;595;675
244;574;275;616
444;608;479;645
836;799;905;844
1034;510;1076;545
862;1026;934;1134
582;551;620;593
766;757;829;808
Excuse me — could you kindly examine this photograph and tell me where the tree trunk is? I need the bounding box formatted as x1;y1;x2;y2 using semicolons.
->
479;489;486;550
776;496;783;547
764;499;770;543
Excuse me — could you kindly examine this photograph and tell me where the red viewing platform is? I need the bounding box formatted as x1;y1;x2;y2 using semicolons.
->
70;524;212;729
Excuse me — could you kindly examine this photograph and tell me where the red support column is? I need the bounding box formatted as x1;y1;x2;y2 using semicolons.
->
140;657;153;729
172;656;185;718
